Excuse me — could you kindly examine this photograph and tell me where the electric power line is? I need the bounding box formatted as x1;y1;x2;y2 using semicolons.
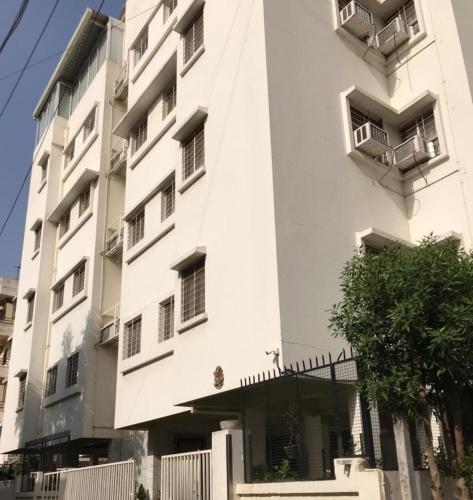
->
0;0;30;56
0;0;106;240
0;0;60;119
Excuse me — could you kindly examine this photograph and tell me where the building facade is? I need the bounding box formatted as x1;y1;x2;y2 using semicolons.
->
1;0;473;495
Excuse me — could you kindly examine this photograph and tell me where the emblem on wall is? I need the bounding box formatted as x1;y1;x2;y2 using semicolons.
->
213;366;224;390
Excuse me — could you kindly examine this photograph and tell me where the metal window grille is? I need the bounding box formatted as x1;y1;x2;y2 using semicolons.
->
72;263;86;297
34;224;42;252
53;283;64;312
350;106;383;131
123;316;141;359
131;117;148;154
128;210;145;248
82;109;95;141
163;80;177;119
184;11;204;64
45;366;57;397
384;0;418;34
65;352;79;388
164;0;177;21
400;109;438;144
78;187;90;217
161;178;175;221
183;126;205;180
181;260;205;322
26;294;35;323
64;140;75;168
133;27;149;66
159;297;175;343
17;375;26;410
59;210;70;238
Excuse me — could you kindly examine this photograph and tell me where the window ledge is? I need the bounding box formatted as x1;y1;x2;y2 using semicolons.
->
180;45;205;77
15;407;24;414
177;313;208;333
57;210;93;250
131;16;177;84
24;322;32;333
129;114;177;171
178;166;206;194
402;153;450;182
31;249;40;261
38;179;47;194
126;222;175;265
62;132;98;182
51;293;87;324
43;388;81;408
121;350;174;375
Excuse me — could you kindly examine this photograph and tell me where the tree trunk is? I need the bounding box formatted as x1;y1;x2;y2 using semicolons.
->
451;396;472;500
420;405;443;500
439;408;455;464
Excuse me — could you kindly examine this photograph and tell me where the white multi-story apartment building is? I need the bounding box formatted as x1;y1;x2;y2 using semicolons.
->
1;0;473;494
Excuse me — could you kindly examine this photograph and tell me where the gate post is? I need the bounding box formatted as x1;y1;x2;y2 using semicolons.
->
212;428;244;500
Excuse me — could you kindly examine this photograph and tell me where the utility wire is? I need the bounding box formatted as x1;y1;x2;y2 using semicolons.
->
0;0;30;56
0;0;105;240
0;0;60;118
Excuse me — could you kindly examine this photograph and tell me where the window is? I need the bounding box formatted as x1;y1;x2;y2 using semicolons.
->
133;27;148;66
78;187;90;217
181;260;205;322
65;352;79;388
384;0;419;36
82;109;95;140
59;210;70;238
128;210;145;249
53;283;64;312
123;316;141;359
350;106;383;131
183;126;205;180
26;293;35;324
164;0;177;21
34;223;42;252
17;374;26;410
400;109;439;157
64;140;75;169
45;366;57;397
72;263;86;297
163;80;177;118
159;297;174;342
161;178;175;221
131;117;147;154
39;155;49;184
184;11;204;64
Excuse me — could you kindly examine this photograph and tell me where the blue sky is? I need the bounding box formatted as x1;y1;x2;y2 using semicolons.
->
0;0;123;278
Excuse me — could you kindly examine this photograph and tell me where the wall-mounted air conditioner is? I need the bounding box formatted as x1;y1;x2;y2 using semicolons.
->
354;122;390;156
376;17;410;56
393;135;430;171
340;1;373;38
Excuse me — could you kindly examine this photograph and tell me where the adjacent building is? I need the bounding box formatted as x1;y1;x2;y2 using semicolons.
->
1;0;473;495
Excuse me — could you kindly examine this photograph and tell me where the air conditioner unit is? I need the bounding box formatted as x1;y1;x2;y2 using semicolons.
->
340;1;373;38
376;17;410;56
354;122;390;156
393;135;430;171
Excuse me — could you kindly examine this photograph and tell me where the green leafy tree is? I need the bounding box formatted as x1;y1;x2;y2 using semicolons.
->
329;236;473;500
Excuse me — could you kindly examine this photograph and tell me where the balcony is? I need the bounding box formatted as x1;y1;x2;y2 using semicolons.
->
100;304;120;345
393;134;431;171
340;1;373;38
109;138;128;176
114;63;128;103
103;217;124;261
376;16;410;56
354;122;390;156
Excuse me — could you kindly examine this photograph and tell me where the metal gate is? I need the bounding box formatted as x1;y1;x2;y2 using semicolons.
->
161;450;212;500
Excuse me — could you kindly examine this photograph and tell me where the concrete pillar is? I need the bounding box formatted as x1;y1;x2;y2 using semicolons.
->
348;390;364;456
393;417;419;500
212;428;245;500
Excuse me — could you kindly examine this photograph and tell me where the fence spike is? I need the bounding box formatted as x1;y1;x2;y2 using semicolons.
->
273;368;277;378
302;360;306;370
343;348;346;359
257;373;260;382
309;358;313;369
329;352;332;363
315;357;319;367
350;346;354;357
322;354;325;365
290;363;294;371
296;362;300;371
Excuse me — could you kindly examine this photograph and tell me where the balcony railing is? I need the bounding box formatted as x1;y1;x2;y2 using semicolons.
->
114;63;128;103
103;216;124;260
100;303;120;345
110;138;128;176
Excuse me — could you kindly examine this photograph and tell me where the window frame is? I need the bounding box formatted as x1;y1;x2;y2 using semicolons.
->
82;108;96;141
65;352;79;388
183;10;204;64
26;293;35;324
133;26;149;67
131;117;148;155
34;223;42;252
128;209;145;249
59;210;71;238
158;296;175;343
72;263;86;297
78;187;91;217
17;374;26;410
123;316;142;359
182;125;205;181
162;80;177;119
45;365;58;397
161;177;175;222
53;283;65;312
180;259;206;323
